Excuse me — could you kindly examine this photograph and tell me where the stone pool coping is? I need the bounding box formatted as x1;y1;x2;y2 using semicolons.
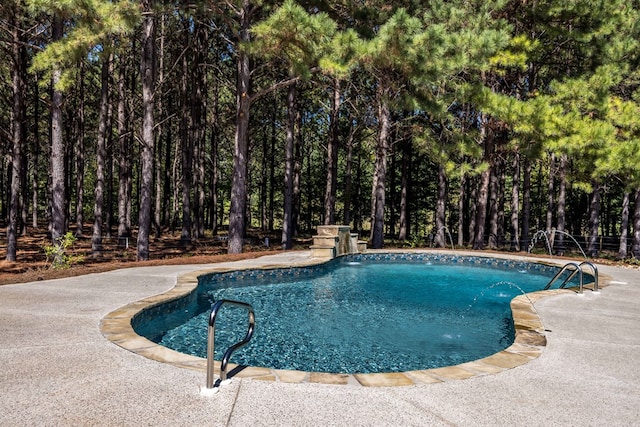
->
100;250;604;387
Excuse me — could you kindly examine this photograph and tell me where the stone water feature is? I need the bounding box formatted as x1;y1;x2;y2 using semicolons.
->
310;225;367;258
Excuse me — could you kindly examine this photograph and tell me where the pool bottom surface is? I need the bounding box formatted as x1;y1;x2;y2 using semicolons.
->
141;256;556;374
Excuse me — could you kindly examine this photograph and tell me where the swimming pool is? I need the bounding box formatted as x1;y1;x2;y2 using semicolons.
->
133;254;568;375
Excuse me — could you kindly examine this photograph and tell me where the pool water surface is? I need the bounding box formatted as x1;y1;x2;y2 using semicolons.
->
134;255;562;374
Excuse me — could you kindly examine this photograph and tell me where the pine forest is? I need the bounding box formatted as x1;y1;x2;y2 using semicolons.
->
1;0;640;264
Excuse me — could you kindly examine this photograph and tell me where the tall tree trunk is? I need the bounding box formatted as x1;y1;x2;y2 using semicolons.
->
457;174;465;247
398;137;410;241
618;191;630;259
546;153;555;235
510;153;520;251
354;142;364;232
473;117;493;250
388;142;396;238
632;189;640;258
105;107;114;238
269;96;276;231
164;121;174;229
282;82;297;249
260;123;269;231
20;98;27;237
245;158;252;229
305;139;313;231
180;43;192;245
19;83;27;235
193;23;207;238
65;121;73;231
370;79;391;249
520;158;531;251
292;106;303;235
196;103;206;238
170;131;180;231
324;78;340;225
154;12;165;237
117;49;132;246
228;0;252;254
468;175;477;247
7;5;25;261
210;121;219;234
587;182;601;257
603;192;611;237
2;162;7;223
74;61;85;237
488;159;499;249
210;75;221;234
154;109;163;235
434;163;447;248
126;41;135;238
92;53;112;255
32;74;40;229
137;0;156;261
496;158;506;246
45;165;51;234
50;14;66;243
343;121;356;227
473;169;490;250
555;154;568;255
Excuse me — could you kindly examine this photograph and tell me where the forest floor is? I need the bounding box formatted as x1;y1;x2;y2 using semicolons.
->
0;226;637;286
0;226;293;286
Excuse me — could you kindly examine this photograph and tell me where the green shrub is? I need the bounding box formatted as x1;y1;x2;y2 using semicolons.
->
44;232;85;269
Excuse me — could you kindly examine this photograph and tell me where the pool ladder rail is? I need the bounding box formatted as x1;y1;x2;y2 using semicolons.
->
201;299;255;396
544;261;599;294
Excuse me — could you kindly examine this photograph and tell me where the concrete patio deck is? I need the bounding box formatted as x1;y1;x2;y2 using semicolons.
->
1;251;638;426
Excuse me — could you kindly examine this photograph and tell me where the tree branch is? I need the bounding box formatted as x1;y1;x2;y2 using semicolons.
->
250;66;319;105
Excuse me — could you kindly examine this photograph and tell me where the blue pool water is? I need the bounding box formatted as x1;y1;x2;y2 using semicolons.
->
134;255;564;374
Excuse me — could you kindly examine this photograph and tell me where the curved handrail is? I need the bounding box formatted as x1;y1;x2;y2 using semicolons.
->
544;261;600;294
544;262;582;291
579;261;599;292
205;299;255;390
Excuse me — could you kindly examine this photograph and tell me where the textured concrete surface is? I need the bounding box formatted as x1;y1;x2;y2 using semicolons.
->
1;251;639;426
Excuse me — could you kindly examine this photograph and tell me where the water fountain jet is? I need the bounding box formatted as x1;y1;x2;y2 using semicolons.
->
436;226;455;252
528;229;587;260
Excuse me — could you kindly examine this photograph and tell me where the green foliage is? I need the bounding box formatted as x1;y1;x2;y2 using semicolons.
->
319;28;363;78
391;0;513;181
27;0;139;91
4;0;640;256
361;8;425;73
601;96;640;187
489;34;539;74
250;0;337;78
44;232;84;269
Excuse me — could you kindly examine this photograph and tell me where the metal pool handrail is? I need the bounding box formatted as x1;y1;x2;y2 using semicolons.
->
544;262;582;291
205;299;255;391
544;261;599;293
579;261;599;292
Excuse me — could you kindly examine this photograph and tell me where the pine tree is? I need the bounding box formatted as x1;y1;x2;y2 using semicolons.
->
6;0;26;261
238;0;338;251
25;0;138;253
369;1;511;249
227;0;258;254
91;49;112;256
137;0;156;261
